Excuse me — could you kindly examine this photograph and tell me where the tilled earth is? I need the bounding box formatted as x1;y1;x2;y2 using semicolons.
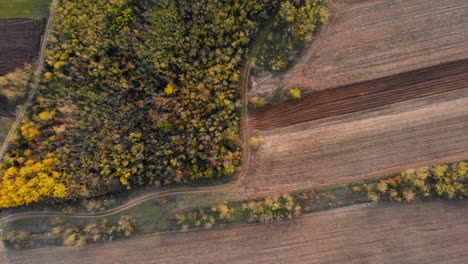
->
0;18;44;76
251;59;468;130
280;0;468;92
5;201;468;264
244;86;468;195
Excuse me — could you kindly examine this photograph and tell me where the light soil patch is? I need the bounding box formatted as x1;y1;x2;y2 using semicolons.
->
243;87;468;196
253;0;468;95
4;201;468;264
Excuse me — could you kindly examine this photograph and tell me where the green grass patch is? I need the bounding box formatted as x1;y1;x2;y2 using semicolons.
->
0;117;13;146
0;0;50;18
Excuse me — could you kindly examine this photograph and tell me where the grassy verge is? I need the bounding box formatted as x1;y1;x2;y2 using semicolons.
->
174;181;372;229
0;118;14;147
1;191;229;248
0;0;50;18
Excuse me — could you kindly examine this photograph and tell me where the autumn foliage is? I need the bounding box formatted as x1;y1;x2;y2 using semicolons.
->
368;161;468;202
0;0;284;207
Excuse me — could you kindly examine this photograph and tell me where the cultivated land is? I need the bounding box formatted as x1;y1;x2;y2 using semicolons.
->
251;59;468;130
252;0;468;95
4;201;468;264
244;86;468;195
0;18;44;76
1;0;468;260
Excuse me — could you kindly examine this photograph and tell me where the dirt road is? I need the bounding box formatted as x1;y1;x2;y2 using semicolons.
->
4;201;467;264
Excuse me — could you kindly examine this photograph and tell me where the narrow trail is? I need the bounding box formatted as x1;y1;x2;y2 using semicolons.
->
0;0;57;162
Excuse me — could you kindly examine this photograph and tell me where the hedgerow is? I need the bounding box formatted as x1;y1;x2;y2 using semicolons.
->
368;161;468;202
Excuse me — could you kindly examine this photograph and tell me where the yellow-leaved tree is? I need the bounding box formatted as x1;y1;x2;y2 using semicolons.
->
0;154;68;208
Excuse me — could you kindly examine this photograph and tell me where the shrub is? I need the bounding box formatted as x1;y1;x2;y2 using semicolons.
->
289;88;302;99
250;96;265;109
249;136;262;149
369;161;468;202
3;230;32;249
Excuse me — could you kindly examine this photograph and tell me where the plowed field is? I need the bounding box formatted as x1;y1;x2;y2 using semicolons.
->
280;0;468;92
251;59;468;130
0;18;44;76
244;86;468;195
5;201;468;264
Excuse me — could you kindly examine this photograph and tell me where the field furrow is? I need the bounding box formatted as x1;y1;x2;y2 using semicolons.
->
251;59;468;130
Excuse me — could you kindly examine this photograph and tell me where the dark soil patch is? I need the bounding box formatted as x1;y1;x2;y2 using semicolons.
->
251;59;468;130
0;18;45;76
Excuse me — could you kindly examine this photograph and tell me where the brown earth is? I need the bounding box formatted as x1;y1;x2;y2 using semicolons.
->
0;18;45;76
243;86;468;195
4;201;468;264
251;59;468;130
279;0;468;92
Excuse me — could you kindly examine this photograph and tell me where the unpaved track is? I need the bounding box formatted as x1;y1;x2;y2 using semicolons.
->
5;201;468;264
251;59;468;130
244;87;468;195
280;0;468;92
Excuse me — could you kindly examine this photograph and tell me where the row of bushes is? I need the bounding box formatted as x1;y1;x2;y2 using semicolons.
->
368;161;468;202
176;161;468;230
2;215;135;248
174;194;300;229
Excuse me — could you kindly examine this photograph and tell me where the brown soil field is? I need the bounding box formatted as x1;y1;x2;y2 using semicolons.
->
276;0;468;92
0;18;45;76
4;201;468;264
243;86;468;195
251;59;468;130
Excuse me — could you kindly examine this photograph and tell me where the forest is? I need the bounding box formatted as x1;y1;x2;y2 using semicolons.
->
0;0;326;208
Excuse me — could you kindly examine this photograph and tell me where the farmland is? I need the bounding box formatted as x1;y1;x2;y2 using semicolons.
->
0;0;467;261
4;201;468;263
245;0;468;196
0;19;44;76
244;86;468;195
281;0;468;92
